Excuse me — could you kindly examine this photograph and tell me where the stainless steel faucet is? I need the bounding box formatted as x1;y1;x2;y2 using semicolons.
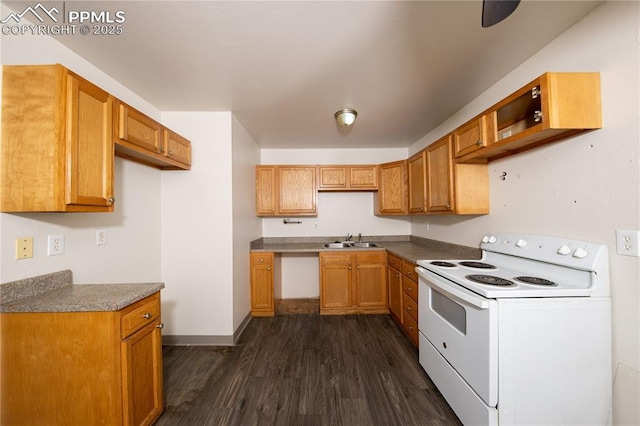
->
358;233;363;242
346;233;353;241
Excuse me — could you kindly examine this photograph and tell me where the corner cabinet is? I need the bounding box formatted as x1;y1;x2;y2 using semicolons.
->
319;251;388;315
0;292;164;425
455;72;601;163
255;166;317;216
1;64;115;212
115;100;192;170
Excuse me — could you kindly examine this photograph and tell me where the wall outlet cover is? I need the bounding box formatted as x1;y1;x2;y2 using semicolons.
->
616;230;640;257
16;237;33;259
47;234;65;256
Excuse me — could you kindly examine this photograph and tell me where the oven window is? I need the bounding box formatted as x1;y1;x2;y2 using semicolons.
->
431;288;466;334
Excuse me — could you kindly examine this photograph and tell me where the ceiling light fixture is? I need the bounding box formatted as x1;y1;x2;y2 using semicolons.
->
334;109;357;127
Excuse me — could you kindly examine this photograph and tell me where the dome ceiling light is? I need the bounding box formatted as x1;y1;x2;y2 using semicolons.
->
334;109;357;127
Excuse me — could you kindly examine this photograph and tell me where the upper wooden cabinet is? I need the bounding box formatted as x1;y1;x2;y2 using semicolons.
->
407;151;427;213
453;114;497;158
317;165;378;191
427;134;489;215
375;160;408;215
1;64;115;212
114;101;192;170
255;166;317;216
455;72;601;163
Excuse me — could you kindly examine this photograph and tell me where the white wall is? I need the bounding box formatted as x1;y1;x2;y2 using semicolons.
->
408;2;640;421
0;13;163;284
160;112;235;338
231;115;262;331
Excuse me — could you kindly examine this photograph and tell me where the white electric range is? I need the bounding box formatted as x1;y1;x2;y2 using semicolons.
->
415;233;612;425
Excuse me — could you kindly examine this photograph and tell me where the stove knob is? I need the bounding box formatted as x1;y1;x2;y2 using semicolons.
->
487;235;497;244
573;247;589;259
482;235;490;243
515;239;527;248
557;245;572;255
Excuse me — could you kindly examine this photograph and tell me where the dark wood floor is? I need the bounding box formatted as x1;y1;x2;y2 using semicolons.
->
157;314;461;425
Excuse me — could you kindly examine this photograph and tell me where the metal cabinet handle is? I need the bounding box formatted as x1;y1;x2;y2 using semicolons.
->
159;146;164;153
407;287;413;291
407;307;413;311
168;151;174;156
260;258;264;262
408;326;414;330
142;313;152;319
476;140;483;146
156;323;164;329
356;265;360;269
267;267;271;271
396;273;400;278
107;197;115;203
348;266;352;270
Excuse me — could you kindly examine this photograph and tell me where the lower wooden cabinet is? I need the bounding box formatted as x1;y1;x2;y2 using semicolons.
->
401;260;419;346
387;253;403;324
250;252;281;316
319;251;388;315
0;292;164;425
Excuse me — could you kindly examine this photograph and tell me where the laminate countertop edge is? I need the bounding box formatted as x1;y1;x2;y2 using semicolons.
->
250;236;481;264
0;270;165;313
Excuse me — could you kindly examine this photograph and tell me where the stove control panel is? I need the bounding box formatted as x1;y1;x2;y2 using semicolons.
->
481;233;608;272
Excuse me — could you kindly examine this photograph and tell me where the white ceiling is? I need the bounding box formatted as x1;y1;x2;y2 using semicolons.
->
40;1;602;148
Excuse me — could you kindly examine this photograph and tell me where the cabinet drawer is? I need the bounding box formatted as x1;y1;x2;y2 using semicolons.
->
403;293;418;322
251;253;273;266
354;251;386;264
402;276;418;302
402;260;418;282
403;313;419;346
388;253;403;269
121;294;161;339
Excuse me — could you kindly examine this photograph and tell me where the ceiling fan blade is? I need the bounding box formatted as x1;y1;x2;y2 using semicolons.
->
482;0;521;28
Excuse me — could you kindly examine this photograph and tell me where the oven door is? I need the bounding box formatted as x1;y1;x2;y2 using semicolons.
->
416;266;498;407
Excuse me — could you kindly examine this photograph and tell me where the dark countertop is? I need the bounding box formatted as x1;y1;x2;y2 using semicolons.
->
0;270;164;313
251;235;481;264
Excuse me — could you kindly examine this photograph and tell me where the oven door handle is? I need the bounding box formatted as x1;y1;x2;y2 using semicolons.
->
416;267;491;310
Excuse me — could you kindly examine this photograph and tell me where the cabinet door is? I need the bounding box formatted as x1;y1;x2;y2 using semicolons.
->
319;253;353;310
355;252;387;308
376;160;408;215
163;129;192;167
278;167;316;215
317;166;347;190
65;73;114;208
454;114;495;158
121;322;164;426
250;253;274;315
255;166;277;215
408;151;427;213
117;102;163;154
349;166;377;190
426;135;454;213
388;265;403;323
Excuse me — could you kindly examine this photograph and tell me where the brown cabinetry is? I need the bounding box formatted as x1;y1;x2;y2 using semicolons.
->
453;114;497;158
255;166;317;216
387;253;403;324
319;251;388;315
114;101;192;170
0;292;164;425
317;165;378;191
375;160;408;215
401;260;419;346
408;151;427;213
1;64;115;212
455;72;601;163
426;134;489;215
250;252;281;317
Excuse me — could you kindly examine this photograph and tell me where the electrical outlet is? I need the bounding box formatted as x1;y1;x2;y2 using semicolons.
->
16;237;33;259
96;229;107;246
616;230;640;257
47;234;65;256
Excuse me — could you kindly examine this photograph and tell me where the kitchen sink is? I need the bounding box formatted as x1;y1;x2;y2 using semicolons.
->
322;242;379;249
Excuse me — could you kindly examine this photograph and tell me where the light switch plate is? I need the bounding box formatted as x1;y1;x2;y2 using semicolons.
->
96;229;107;246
